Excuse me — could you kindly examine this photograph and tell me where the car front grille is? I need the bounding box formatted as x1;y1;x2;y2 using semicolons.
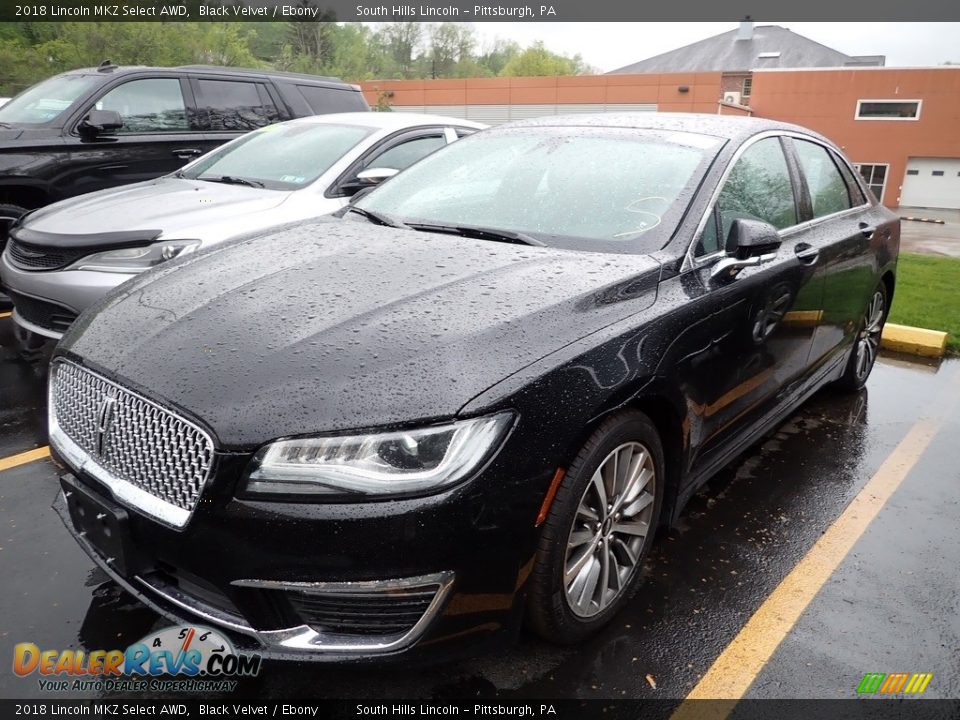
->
8;291;78;334
50;360;215;527
288;586;440;637
7;240;89;271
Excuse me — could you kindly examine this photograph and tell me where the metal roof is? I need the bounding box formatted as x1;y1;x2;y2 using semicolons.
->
608;25;884;74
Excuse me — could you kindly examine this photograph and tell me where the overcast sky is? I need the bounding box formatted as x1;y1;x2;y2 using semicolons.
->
464;23;960;71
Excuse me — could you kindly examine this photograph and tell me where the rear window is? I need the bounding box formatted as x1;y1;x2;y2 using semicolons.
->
0;74;99;125
193;79;280;131
297;85;368;114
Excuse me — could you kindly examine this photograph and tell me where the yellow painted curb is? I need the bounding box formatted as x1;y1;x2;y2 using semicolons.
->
881;323;948;358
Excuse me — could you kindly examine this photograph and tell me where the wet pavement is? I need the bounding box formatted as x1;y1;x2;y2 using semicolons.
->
898;206;960;258
1;313;958;702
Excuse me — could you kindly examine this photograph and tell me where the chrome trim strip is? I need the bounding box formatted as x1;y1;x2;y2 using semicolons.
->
234;572;455;654
134;575;256;635
682;130;872;272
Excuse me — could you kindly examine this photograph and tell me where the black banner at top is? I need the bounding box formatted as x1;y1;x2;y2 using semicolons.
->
2;0;959;22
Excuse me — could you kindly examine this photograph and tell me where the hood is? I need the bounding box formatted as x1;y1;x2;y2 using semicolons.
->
24;177;291;242
59;217;660;449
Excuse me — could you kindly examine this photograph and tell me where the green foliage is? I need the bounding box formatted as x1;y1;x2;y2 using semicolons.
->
0;22;594;96
887;253;960;354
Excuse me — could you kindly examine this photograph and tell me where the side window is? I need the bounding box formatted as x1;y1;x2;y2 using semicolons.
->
94;78;188;133
717;137;797;249
297;85;366;113
366;135;446;172
695;208;721;257
193;79;279;132
793;140;852;218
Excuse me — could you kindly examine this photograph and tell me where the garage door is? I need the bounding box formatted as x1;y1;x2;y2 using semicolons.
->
899;157;960;209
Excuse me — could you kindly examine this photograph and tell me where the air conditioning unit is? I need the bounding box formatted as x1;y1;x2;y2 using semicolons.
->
723;91;742;105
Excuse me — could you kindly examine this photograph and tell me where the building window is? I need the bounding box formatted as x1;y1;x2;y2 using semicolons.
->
742;76;753;98
932;170;945;176
855;163;888;203
906;170;919;175
855;99;922;121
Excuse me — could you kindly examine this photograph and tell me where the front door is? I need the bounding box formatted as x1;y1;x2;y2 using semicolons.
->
62;77;202;199
669;136;823;475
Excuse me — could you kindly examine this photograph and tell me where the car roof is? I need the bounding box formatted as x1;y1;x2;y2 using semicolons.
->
285;112;487;130
503;112;833;146
62;65;358;90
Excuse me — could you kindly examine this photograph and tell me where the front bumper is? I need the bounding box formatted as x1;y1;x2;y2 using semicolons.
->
0;249;135;338
52;450;547;662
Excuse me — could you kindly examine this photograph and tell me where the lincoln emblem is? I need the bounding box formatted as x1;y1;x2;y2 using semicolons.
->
95;390;117;457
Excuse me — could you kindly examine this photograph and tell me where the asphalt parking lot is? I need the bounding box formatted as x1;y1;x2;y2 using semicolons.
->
1;312;958;704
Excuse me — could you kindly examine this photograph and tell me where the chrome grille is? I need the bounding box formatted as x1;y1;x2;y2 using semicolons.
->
51;360;214;526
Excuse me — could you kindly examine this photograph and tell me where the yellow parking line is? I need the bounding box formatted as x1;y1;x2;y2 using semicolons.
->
672;372;960;717
0;446;50;472
0;311;11;319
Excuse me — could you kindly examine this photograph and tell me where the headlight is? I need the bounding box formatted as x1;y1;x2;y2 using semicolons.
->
73;240;200;273
245;412;515;499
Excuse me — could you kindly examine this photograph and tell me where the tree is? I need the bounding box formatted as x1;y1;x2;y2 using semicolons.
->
501;41;584;77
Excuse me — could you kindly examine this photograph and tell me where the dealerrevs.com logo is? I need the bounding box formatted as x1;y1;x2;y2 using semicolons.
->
13;625;261;693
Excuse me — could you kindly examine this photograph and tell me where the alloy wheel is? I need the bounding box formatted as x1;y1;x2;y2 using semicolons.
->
855;291;884;381
563;441;655;618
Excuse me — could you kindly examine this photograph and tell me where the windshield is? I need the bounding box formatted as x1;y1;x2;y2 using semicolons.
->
180;121;374;191
0;74;100;125
355;126;723;253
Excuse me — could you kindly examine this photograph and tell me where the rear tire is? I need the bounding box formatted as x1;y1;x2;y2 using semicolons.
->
527;410;664;644
834;283;888;392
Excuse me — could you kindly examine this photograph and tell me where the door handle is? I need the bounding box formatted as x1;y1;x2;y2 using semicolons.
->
858;222;875;239
172;148;202;159
794;243;819;265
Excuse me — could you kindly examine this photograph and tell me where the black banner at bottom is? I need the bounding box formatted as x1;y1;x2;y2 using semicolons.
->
0;699;957;720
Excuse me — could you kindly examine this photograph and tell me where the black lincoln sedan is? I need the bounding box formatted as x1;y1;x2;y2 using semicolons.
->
49;114;899;661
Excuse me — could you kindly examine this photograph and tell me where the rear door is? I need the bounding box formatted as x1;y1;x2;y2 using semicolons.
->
61;75;202;197
786;137;879;369
188;75;283;158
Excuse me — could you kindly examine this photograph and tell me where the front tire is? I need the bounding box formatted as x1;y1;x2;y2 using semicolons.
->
527;410;664;644
835;283;888;392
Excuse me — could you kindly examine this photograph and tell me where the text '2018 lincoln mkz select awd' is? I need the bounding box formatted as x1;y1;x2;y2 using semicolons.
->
49;114;899;661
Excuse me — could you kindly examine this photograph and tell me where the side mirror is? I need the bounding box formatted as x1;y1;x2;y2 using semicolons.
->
79;109;123;136
711;219;781;282
340;167;399;196
727;218;782;259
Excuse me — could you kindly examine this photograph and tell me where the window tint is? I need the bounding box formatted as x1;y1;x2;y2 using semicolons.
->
793;140;851;218
95;78;187;133
0;74;99;125
366;135;446;172
297;85;367;113
717;137;796;247
193;80;279;132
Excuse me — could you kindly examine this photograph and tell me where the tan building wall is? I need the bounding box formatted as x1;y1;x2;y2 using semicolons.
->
749;68;960;207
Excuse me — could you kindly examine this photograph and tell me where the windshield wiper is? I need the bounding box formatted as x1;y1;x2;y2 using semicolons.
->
345;206;408;229
406;222;545;247
196;174;265;188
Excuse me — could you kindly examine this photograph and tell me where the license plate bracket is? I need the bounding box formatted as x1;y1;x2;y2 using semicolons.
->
60;474;147;577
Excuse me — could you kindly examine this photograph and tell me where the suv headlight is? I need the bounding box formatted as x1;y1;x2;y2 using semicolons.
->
73;240;200;273
244;412;515;499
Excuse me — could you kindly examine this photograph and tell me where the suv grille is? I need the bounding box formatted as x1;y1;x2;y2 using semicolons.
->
7;240;89;271
8;291;77;334
50;360;215;527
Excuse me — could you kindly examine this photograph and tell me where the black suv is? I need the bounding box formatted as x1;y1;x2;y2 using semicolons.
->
0;61;368;242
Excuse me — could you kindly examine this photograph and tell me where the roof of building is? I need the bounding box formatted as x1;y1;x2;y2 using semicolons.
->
608;25;884;74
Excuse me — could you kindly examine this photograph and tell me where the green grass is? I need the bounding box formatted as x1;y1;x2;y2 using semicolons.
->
888;253;960;354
